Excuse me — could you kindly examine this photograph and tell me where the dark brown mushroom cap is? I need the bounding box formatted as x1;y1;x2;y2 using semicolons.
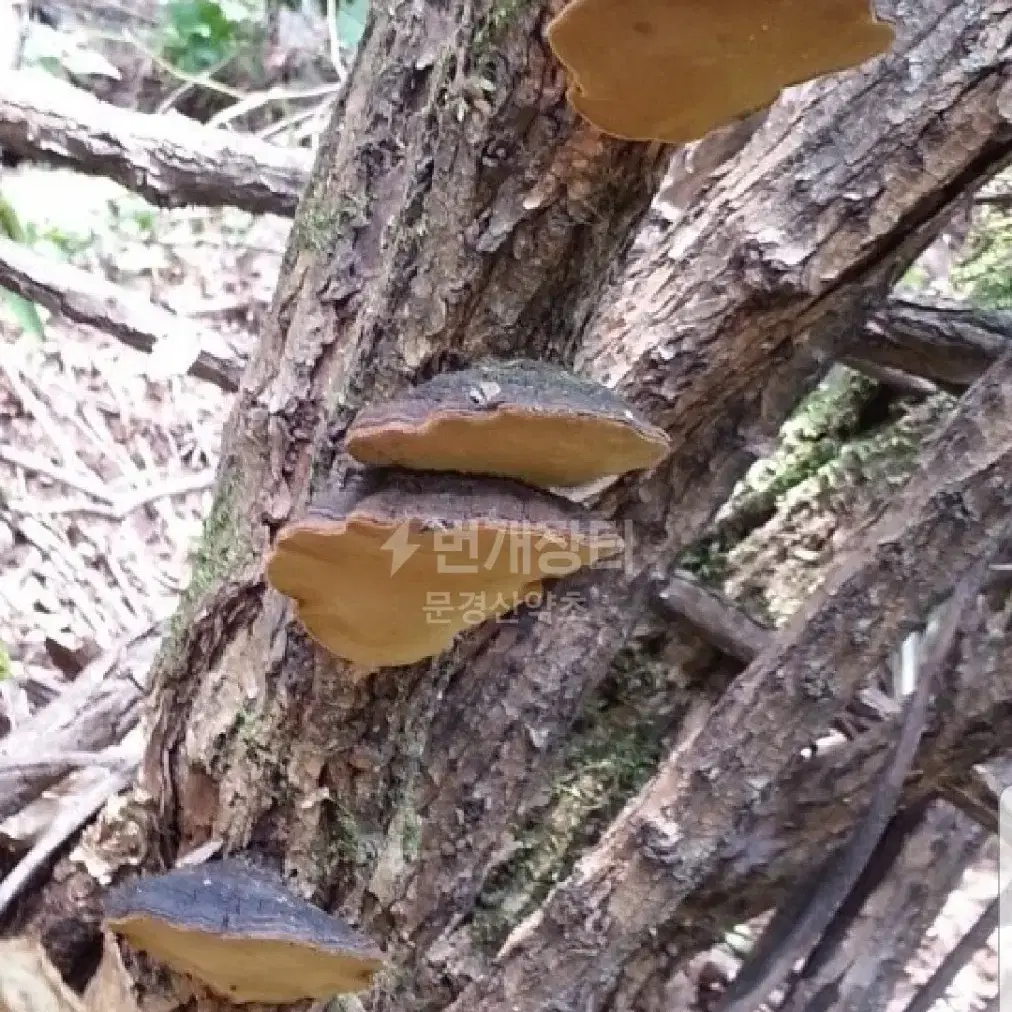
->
266;468;623;667
104;860;385;1004
345;360;670;489
546;0;895;144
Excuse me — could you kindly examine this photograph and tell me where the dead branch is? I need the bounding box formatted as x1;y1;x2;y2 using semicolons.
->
596;600;1011;1009
901;894;1001;1012
690;619;1012;930
0;620;162;817
937;767;1003;834
658;574;1006;833
715;557;992;1012
0;70;312;216
0;752;134;822
613;797;987;1012
655;574;768;663
0;765;134;918
0;234;242;391
450;341;1012;1012
849;298;1012;393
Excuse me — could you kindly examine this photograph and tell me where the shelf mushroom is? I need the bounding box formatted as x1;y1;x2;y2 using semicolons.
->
546;0;896;143
345;359;670;490
265;468;623;667
103;859;385;1005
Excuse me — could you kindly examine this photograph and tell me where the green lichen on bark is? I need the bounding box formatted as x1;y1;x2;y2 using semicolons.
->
677;367;882;587
725;389;956;625
721;367;881;526
402;808;422;861
164;464;250;652
473;0;534;54
292;189;368;256
323;800;375;866
470;646;671;950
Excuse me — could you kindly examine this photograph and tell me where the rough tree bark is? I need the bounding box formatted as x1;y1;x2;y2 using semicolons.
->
29;1;1012;1011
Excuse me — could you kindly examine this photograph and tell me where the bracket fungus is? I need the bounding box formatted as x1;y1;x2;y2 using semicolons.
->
546;0;896;143
345;359;670;489
103;860;385;1004
265;468;623;667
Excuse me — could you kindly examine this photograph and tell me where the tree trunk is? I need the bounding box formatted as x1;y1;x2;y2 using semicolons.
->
36;1;1012;1010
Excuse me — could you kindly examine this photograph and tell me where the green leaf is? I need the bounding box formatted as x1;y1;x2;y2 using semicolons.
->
0;197;46;339
3;288;46;340
161;0;242;73
0;194;26;242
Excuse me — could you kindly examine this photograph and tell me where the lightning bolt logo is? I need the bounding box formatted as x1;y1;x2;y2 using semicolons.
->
381;522;420;576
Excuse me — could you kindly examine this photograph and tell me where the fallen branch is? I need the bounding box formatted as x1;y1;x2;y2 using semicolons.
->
0;234;242;391
850;297;1012;393
0;752;134;822
451;344;1012;1012
0;765;134;918
601;605;1012;1002
5;469;216;520
901;893;1001;1012
716;557;991;1012
0;619;164;818
655;573;768;663
936;767;1002;834
0;446;109;503
658;573;1007;832
691;614;1012;931
0;70;312;216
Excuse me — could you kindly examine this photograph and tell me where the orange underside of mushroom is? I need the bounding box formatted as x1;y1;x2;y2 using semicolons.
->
547;0;896;143
266;516;622;667
346;409;669;489
108;914;383;1004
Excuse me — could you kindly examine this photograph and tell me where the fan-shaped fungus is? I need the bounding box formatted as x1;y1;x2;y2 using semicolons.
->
346;360;670;489
546;0;895;143
104;860;385;1005
265;468;623;667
